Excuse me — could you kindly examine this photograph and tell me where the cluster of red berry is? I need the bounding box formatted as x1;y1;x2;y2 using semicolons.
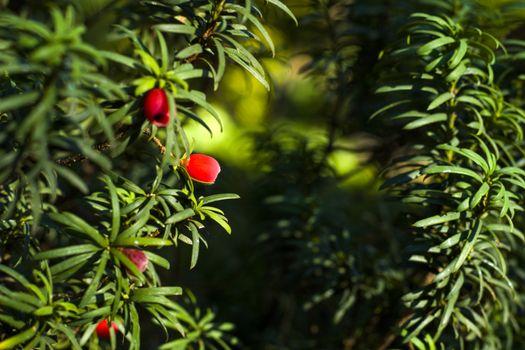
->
95;88;222;340
94;248;147;339
143;88;221;184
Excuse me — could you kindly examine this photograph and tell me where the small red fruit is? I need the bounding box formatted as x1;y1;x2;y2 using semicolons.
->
121;248;149;273
183;154;221;184
95;319;118;339
144;88;171;127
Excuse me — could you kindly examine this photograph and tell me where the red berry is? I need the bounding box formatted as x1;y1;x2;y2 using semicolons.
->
121;248;149;273
144;88;171;127
184;154;221;184
95;319;118;339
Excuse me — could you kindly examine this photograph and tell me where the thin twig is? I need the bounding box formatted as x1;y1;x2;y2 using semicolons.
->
141;128;166;154
55;127;171;166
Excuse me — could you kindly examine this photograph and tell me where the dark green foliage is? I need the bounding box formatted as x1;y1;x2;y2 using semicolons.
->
249;129;408;348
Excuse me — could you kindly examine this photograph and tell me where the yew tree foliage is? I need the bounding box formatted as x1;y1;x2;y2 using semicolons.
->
375;3;525;348
0;1;294;349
